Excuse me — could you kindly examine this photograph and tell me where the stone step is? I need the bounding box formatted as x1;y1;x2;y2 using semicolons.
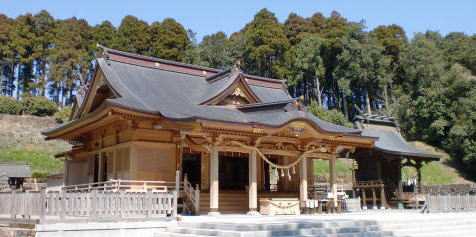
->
157;225;393;237
175;220;380;232
381;220;476;230
390;224;476;236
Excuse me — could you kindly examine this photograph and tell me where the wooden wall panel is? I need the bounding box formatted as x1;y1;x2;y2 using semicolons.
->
66;159;89;185
131;143;176;182
115;147;130;179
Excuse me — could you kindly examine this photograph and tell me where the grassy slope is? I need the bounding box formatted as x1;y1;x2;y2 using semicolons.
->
0;148;62;177
0;114;68;177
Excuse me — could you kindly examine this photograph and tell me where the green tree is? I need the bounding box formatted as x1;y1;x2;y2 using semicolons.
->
241;9;290;78
197;31;233;69
31;10;55;96
439;32;476;75
333;36;391;116
49;18;93;106
114;15;150;55
284;13;313;45
149;18;190;61
0;14;14;96
308;100;352;127
286;35;325;105
9;14;36;98
92;21;116;48
370;24;407;66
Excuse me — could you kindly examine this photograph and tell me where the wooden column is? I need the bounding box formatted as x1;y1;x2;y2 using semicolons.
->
372;188;377;209
97;152;103;182
299;157;308;206
64;158;70;186
209;146;219;215
416;161;422;193
329;156;337;208
113;149;117;179
248;150;258;214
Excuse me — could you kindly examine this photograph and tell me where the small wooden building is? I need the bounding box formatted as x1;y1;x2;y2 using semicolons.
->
43;46;378;214
0;163;32;191
353;114;439;208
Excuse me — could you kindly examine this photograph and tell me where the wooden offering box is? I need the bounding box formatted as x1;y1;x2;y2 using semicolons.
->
259;198;300;215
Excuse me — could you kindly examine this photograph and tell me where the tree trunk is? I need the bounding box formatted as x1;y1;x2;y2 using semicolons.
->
383;85;389;109
315;77;322;107
343;94;349;119
365;90;371;115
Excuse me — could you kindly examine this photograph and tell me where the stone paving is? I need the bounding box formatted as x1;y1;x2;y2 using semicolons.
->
155;210;476;237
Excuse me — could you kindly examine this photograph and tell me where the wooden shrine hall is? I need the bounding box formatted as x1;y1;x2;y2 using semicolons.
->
353;114;439;209
43;46;434;215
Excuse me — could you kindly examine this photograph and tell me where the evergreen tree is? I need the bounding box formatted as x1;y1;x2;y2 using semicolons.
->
114;15;150;55
197;31;233;69
241;9;290;78
149;18;190;61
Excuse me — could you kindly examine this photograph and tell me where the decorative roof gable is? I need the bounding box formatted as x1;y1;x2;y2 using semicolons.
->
200;67;261;106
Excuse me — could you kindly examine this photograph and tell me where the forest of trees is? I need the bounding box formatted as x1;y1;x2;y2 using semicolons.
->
0;9;475;176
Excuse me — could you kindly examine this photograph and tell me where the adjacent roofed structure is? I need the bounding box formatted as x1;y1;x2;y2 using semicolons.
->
353;113;439;208
0;163;32;190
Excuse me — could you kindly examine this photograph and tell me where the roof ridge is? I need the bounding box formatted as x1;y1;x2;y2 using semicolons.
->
236;98;297;111
98;44;221;73
243;73;283;83
206;69;232;82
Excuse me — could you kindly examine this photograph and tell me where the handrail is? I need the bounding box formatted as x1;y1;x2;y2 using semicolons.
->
183;174;200;214
62;179;181;193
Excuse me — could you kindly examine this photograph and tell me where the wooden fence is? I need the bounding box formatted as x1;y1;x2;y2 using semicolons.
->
0;190;177;221
425;194;476;212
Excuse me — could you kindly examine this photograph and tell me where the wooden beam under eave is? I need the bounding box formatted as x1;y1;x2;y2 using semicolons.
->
62;114;123;141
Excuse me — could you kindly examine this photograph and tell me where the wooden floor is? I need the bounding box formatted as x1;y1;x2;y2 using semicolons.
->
199;191;298;214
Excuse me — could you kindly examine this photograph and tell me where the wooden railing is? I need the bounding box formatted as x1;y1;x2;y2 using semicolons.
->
0;190;178;221
425;194;476;212
62;180;175;193
182;174;200;214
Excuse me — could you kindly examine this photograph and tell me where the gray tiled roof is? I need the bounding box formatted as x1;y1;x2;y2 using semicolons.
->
361;128;439;159
97;56;359;134
0;164;32;178
44;49;361;136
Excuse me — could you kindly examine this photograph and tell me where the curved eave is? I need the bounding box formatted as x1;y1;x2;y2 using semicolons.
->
45;100;375;149
375;147;440;161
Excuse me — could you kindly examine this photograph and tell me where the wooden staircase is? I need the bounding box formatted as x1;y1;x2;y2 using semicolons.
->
199;191;249;214
199;191;299;214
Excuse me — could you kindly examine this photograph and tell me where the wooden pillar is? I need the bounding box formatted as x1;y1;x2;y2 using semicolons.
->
63;158;69;186
380;184;388;209
416;161;422;193
97;152;103;182
299;157;308;206
248;150;258;214
329;156;337;208
209;146;219;215
372;188;377;209
362;189;367;209
113;149;117;179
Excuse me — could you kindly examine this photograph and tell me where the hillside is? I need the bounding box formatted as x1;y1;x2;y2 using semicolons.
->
0;114;70;177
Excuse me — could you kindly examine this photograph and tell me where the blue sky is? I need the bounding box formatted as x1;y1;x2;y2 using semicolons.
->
1;0;475;40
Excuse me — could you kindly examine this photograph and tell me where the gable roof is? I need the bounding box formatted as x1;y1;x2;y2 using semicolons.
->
45;47;361;137
355;113;439;160
0;163;32;178
361;129;439;160
200;68;261;105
